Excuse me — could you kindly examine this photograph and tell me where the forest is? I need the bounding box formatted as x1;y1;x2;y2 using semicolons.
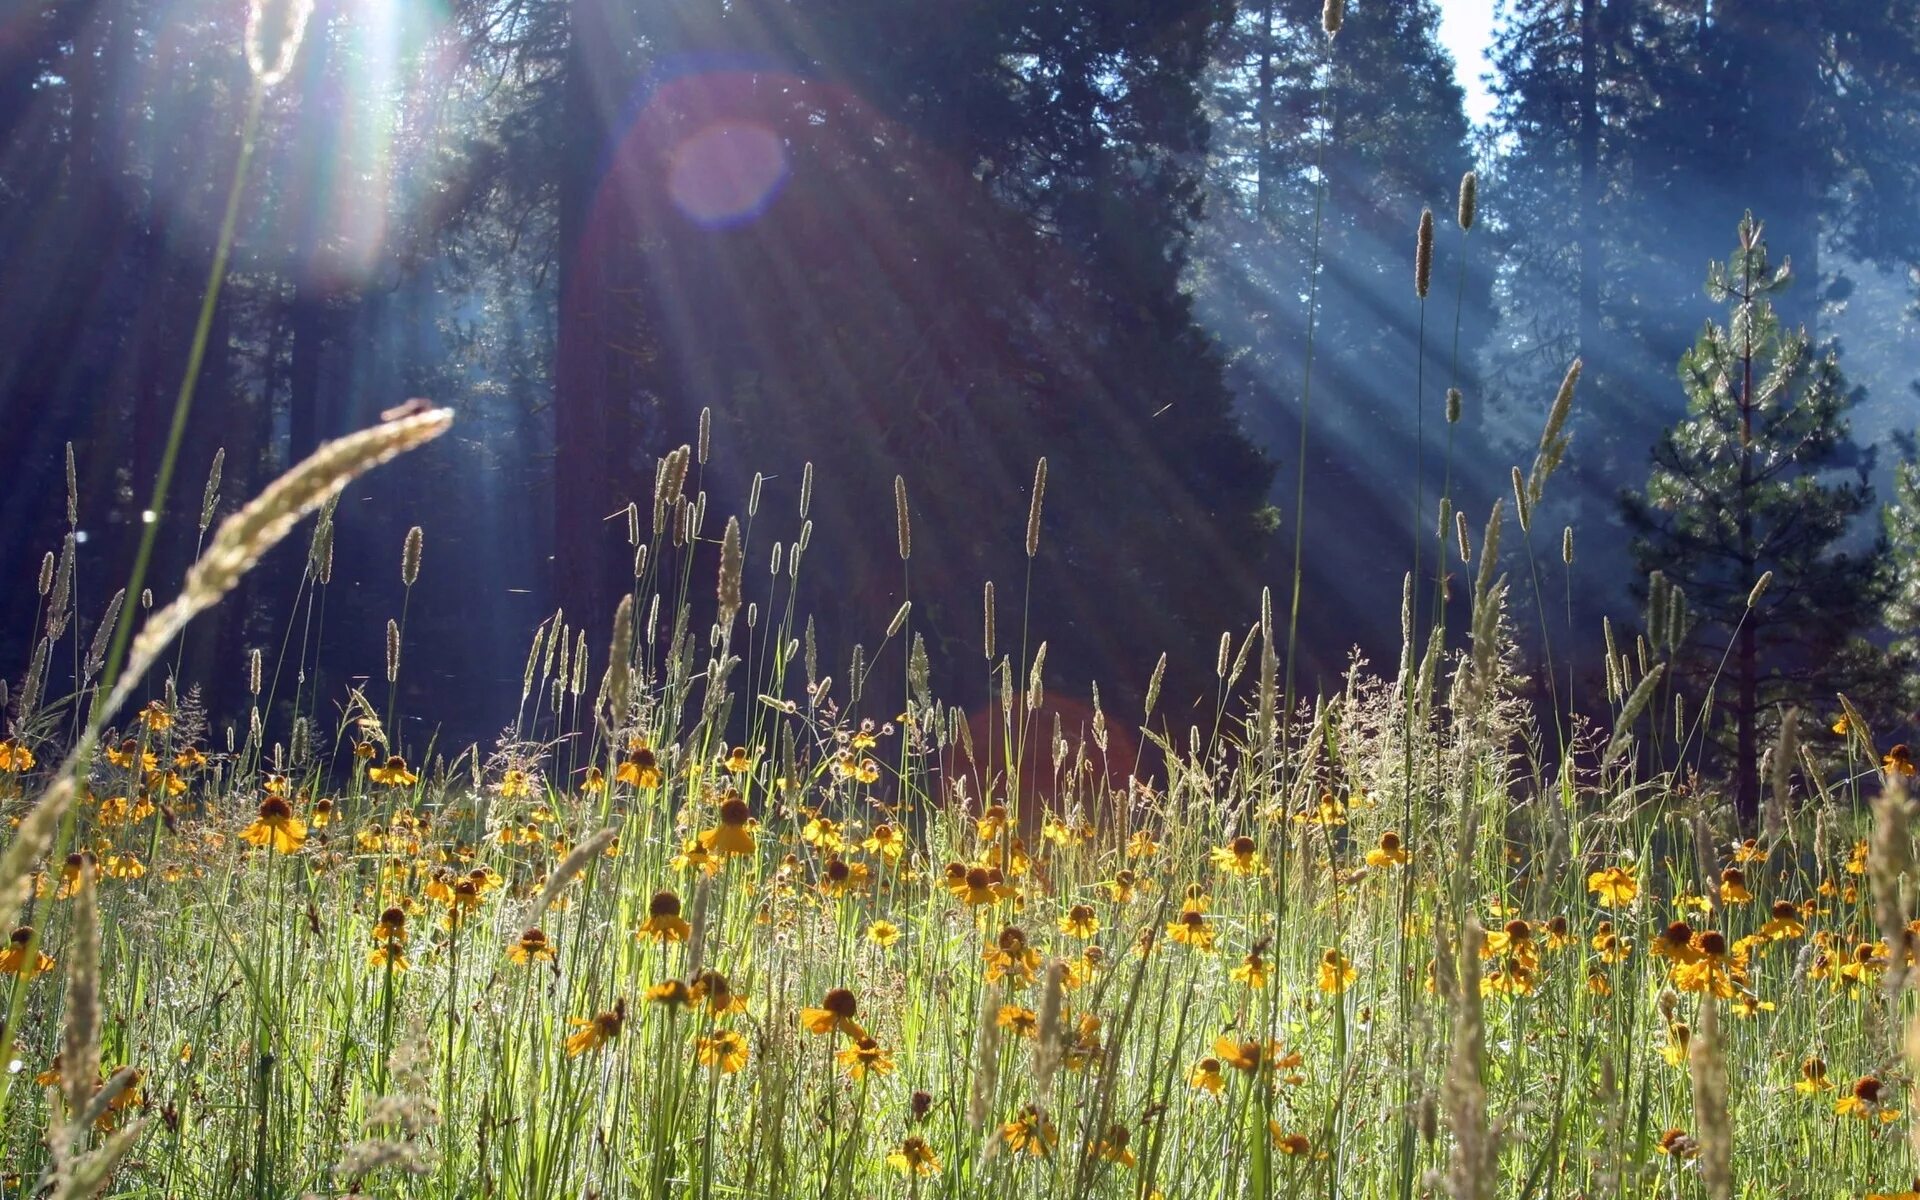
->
3;0;1920;1197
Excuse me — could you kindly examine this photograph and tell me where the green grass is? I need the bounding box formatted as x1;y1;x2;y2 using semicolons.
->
0;435;1915;1200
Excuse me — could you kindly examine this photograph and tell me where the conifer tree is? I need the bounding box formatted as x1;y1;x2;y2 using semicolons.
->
1623;215;1897;820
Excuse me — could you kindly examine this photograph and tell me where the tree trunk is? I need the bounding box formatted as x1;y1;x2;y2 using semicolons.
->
1577;0;1601;364
553;0;623;634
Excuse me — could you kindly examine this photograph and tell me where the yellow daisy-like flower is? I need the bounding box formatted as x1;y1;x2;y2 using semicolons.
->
1210;835;1265;877
498;769;533;798
1836;1076;1901;1122
638;890;692;942
1230;951;1271;989
1189;1056;1225;1093
697;1029;750;1074
368;755;418;787
1717;867;1752;906
1316;947;1357;994
1794;1056;1833;1095
508;928;556;965
1001;1106;1057;1157
1093;1124;1136;1168
997;1005;1039;1038
565;1000;625;1056
887;1136;942;1177
835;1036;895;1080
1125;830;1159;860
1058;904;1099;939
1364;831;1411;869
0;739;36;771
1586;865;1638;908
240;797;307;854
861;823;906;864
799;988;866;1039
724;745;753;774
698;796;756;858
616;743;663;789
1166;909;1217;952
866;919;901;947
1885;745;1916;777
0;927;54;978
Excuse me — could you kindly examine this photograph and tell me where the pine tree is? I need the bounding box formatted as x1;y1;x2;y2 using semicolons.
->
1886;456;1920;713
1622;215;1897;820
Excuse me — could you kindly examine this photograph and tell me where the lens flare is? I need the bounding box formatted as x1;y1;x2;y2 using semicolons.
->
666;120;788;229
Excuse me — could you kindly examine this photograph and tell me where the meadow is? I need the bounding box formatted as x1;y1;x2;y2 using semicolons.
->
0;393;1917;1200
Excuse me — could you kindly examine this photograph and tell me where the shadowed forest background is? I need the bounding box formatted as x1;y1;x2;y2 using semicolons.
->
4;0;1919;776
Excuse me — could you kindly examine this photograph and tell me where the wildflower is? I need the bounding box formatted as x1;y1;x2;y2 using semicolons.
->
368;755;418;787
581;765;606;793
854;758;882;785
697;1029;750;1074
1291;793;1342;826
1730;838;1767;864
1718;867;1753;906
240;797;307;853
1654;1022;1699;1071
1846;840;1870;875
636;890;692;942
1671;930;1743;997
1655;1128;1699;1159
801;988;865;1038
670;837;719;876
499;769;533;798
1064;945;1104;990
1365;831;1411;869
368;907;410;971
1001;1106;1057;1157
646;979;693;1009
1040;815;1075;847
1483;919;1540;967
724;745;752;774
617;743;663;788
1886;745;1916;777
887;1136;942;1177
0;927;54;978
565;999;626;1056
862;823;906;864
1837;941;1890;991
0;739;35;771
1214;1035;1288;1075
1230;950;1271;989
1832;713;1852;735
1587;865;1638;908
1269;1125;1313;1157
1126;830;1159;860
998;1004;1039;1038
691;970;747;1016
953;865;1016;907
103;852;145;880
985;926;1041;985
1092;1124;1135;1168
105;739;156;772
1836;1076;1901;1122
1211;835;1264;877
138;699;173;730
508;928;556;965
699;795;756;858
1651;921;1700;965
836;1036;895;1080
1190;1056;1225;1093
1058;904;1099;939
1795;1056;1833;1095
1167;909;1217;952
1105;869;1143;903
1317;947;1357;994
818;857;870;899
1758;899;1805;941
867;919;901;947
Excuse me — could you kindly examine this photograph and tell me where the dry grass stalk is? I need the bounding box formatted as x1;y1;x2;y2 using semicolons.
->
111;406;452;724
1443;918;1493;1199
528;826;618;928
1689;999;1733;1200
